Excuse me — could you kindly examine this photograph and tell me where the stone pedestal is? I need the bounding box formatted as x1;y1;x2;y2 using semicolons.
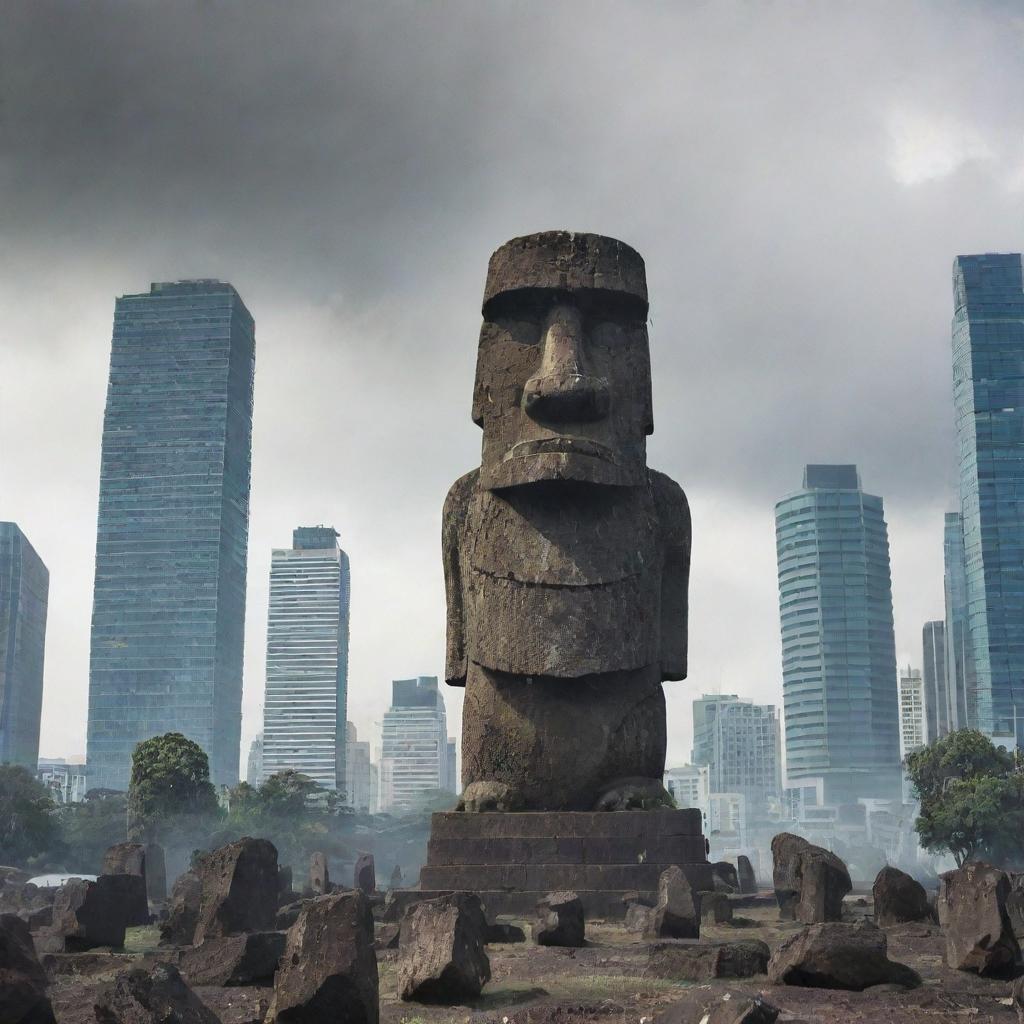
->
419;809;711;918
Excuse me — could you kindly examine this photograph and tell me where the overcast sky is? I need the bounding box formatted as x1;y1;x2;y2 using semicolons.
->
2;1;1023;777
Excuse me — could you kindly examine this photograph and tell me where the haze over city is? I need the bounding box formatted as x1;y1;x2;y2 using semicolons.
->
3;1;1024;774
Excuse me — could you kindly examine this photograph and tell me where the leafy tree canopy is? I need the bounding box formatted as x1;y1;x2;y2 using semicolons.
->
0;764;61;866
905;729;1013;807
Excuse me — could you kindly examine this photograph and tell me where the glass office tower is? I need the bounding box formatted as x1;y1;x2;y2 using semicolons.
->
943;511;974;730
775;465;901;804
263;527;350;792
87;281;255;791
922;620;949;742
952;255;1024;745
0;523;49;769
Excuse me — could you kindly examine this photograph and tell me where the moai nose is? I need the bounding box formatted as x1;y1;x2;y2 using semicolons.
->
523;304;610;423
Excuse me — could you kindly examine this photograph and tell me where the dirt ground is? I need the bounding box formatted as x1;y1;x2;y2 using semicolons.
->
43;902;1022;1024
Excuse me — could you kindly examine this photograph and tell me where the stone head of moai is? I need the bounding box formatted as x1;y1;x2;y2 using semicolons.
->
473;231;653;491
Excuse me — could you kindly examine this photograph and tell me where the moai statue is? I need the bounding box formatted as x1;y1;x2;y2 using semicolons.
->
444;231;690;813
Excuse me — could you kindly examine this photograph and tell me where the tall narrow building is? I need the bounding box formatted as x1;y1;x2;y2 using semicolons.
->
775;465;901;804
943;511;974;730
898;666;926;756
952;255;1024;745
87;281;255;791
0;524;49;769
262;527;350;792
922;621;949;742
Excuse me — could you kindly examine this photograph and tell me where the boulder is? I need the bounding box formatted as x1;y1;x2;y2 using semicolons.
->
625;902;653;934
771;832;851;923
767;920;921;990
179;931;285;986
645;866;699;940
737;855;757;894
938;861;1020;975
275;899;306;930
21;905;52;931
93;962;218;1024
712;861;740;893
309;852;330;896
354;853;375;894
1012;974;1024;1024
873;866;929;927
706;996;779;1024
192;837;278;944
485;921;526;943
647;938;770;981
49;877;128;951
102;843;145;878
145;844;166;901
700;891;733;924
160;870;202;946
267;891;378;1024
0;913;56;1024
398;891;490;1002
1007;873;1024;944
533;891;585;947
375;922;401;950
102;867;149;929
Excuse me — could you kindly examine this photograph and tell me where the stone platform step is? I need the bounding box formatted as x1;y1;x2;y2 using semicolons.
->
419;861;713;893
428;809;703;840
427;835;708;866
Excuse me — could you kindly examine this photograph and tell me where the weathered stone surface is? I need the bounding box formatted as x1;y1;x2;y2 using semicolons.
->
0;913;55;1024
97;849;149;928
712;861;739;893
625;901;653;933
647;938;769;981
533;891;585;947
705;996;780;1024
274;900;305;930
485;921;526;943
354;852;375;894
145;844;166;901
375;922;401;950
309;851;329;896
49;877;127;951
737;855;757;894
267;891;377;1024
398;892;490;1002
938;861;1020;975
771;832;851;923
93;962;218;1024
646;866;698;940
192;838;278;944
445;231;690;813
1012;974;1024;1024
160;870;202;946
767;920;921;990
873;865;929;927
178;931;285;986
699;890;733;924
1007;872;1024;944
22;905;52;931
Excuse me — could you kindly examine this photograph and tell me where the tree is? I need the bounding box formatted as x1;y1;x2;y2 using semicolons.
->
0;764;61;866
127;733;219;841
906;729;1023;867
59;791;129;873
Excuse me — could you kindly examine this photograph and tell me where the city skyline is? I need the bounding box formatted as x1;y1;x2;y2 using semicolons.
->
3;3;1022;775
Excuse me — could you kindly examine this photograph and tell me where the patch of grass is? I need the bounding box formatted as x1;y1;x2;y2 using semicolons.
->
123;925;161;954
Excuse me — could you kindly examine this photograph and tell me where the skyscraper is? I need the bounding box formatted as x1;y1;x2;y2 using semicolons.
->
690;693;782;813
922;621;949;743
0;524;49;769
898;666;926;756
943;512;974;730
263;527;350;792
246;733;263;785
87;281;255;791
952;255;1024;745
379;676;453;810
775;465;901;804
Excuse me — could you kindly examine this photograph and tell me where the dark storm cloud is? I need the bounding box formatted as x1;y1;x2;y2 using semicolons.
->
2;0;1023;758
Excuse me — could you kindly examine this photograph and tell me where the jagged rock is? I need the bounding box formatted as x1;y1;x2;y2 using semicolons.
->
179;931;285;986
712;862;739;893
49;877;127;951
398;891;490;1002
938;861;1020;975
193;838;278;944
533;891;585;947
625;902;653;933
375;923;401;950
485;921;526;943
737;855;757;894
1011;974;1024;1024
1007;873;1024;944
354;853;375;894
21;905;52;931
706;995;779;1024
274;900;305;930
267;891;378;1024
93;962;218;1024
645;866;699;939
647;938;770;981
873;866;929;927
767;920;921;990
160;871;202;946
102;845;150;926
309;852;329;896
700;891;733;924
771;832;851;923
0;913;56;1024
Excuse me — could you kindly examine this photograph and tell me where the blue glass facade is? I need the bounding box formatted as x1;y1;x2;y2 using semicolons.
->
922;620;949;742
775;465;901;804
0;523;49;768
86;281;255;791
952;255;1024;744
943;511;974;730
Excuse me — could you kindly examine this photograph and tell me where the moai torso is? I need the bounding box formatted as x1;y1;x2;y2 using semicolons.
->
443;231;690;812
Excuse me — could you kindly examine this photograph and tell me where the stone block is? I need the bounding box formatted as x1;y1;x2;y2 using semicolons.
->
178;931;285;986
533;891;585;947
93;962;217;1024
0;913;55;1024
193;838;278;945
647;938;770;981
938;861;1020;975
